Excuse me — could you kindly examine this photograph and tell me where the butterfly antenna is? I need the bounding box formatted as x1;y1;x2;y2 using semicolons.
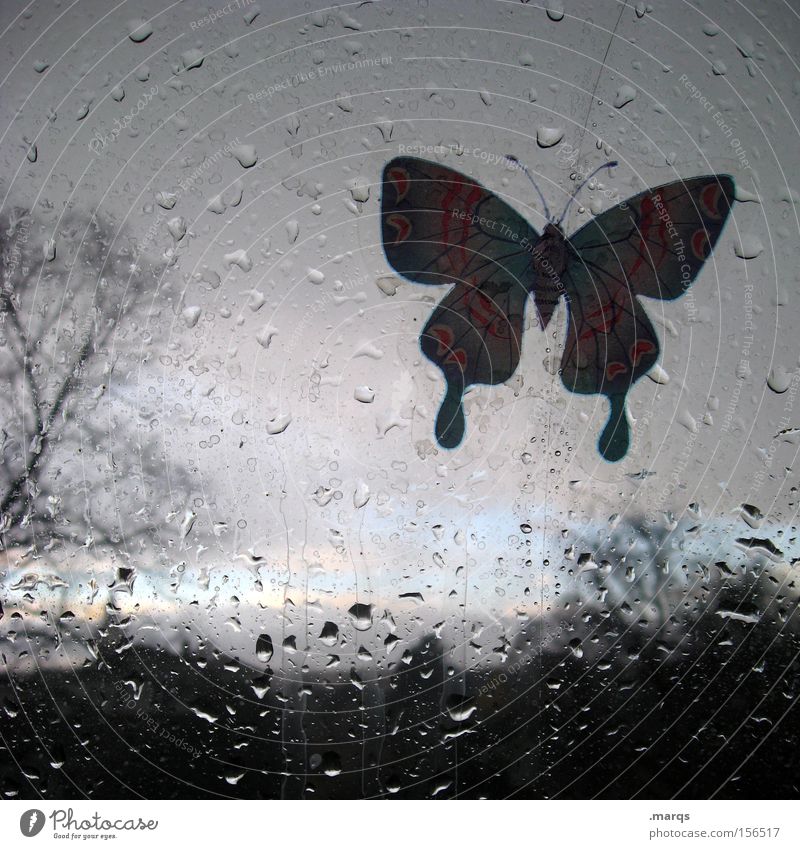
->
557;160;619;225
506;155;552;222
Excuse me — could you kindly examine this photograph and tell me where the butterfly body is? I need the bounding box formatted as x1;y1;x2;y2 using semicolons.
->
527;222;569;329
380;157;735;460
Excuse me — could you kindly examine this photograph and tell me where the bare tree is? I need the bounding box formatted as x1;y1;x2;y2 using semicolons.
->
0;207;188;553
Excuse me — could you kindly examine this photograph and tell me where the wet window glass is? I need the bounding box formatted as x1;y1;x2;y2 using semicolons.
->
1;0;798;805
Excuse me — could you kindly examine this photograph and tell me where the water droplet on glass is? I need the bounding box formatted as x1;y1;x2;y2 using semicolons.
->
127;18;153;42
767;366;793;393
734;234;764;259
167;216;187;241
266;412;291;435
256;634;273;663
354;482;370;508
182;306;201;328
613;84;636;108
537;126;564;147
319;621;339;646
347;602;374;631
231;143;257;168
256;325;277;348
181;48;204;70
545;0;565;21
156;191;176;209
224;249;253;272
354;385;375;403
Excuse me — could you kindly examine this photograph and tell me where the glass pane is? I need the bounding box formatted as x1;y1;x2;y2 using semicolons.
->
1;0;796;803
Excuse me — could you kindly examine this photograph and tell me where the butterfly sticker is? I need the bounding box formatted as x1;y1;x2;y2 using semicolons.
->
380;156;735;461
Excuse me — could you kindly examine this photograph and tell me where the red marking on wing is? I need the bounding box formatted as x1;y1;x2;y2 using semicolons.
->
700;184;723;220
445;348;467;368
579;291;625;340
387;168;410;203
691;228;710;259
439;176;484;274
386;213;411;245
468;291;496;327
460;289;516;340
630;339;656;367
428;324;455;356
606;362;628;380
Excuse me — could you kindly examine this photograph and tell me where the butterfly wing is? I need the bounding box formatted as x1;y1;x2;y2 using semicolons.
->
560;175;735;461
381;157;540;447
420;279;528;447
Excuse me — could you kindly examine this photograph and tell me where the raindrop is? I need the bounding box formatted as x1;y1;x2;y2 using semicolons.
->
375;275;398;296
445;694;477;722
231;144;257;168
319;622;339;646
243;5;261;25
266;413;292;435
224;249;253;271
182;306;201;327
347;178;370;203
321;752;342;776
716;607;760;624
256;325;277;348
569;638;583;659
256;634;273;663
545;0;565;21
354;482;370;508
734;234;764;259
375;119;393;141
347;602;374;631
613;84;636;108
354;385;375;403
647;364;670;384
767;366;793;394
353;341;383;360
127;18;153;42
537;126;564;148
740;503;764;529
167;216;187;241
181;49;205;71
156;191;176;209
677;409;698;433
180;509;196;538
